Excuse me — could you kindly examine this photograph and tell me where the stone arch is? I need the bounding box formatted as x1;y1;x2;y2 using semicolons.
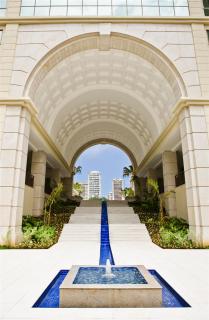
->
69;138;138;174
24;32;187;99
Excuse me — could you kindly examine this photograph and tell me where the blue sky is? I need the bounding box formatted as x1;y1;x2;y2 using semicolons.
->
75;145;131;196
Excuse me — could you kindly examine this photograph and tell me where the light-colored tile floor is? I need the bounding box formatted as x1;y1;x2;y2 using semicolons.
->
0;205;209;320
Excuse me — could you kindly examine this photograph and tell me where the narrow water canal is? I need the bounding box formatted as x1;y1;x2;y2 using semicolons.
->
99;201;115;265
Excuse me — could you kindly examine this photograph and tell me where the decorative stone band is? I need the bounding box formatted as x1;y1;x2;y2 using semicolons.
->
137;98;209;175
0;98;72;175
0;16;208;26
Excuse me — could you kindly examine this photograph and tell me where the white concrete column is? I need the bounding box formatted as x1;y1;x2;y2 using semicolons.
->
179;106;209;246
162;151;178;217
188;0;204;16
62;177;73;199
6;0;21;17
31;151;47;217
0;106;31;245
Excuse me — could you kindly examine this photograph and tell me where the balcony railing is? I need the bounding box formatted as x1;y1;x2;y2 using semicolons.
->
175;171;185;187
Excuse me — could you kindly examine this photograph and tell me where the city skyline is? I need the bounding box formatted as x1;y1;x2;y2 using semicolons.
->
75;145;130;197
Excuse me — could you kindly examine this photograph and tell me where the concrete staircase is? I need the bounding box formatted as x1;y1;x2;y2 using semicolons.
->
59;200;152;246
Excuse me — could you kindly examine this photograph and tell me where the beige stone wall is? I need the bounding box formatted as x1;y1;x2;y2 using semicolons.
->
23;185;33;216
175;184;188;222
9;23;200;98
0;24;19;98
192;24;209;97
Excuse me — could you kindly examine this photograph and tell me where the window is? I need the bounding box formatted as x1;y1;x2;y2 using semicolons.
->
204;0;209;16
20;0;189;17
0;0;6;16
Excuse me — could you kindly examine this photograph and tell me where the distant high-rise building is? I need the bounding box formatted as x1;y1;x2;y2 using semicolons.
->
112;179;124;200
88;171;101;199
108;192;113;200
80;183;89;200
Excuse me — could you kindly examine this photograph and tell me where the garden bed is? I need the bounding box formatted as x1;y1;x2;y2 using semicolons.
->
132;206;208;249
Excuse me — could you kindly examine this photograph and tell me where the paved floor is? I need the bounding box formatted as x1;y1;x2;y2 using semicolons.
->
0;201;209;320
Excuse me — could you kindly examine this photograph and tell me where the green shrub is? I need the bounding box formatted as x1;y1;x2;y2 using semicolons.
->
159;217;193;248
22;215;56;247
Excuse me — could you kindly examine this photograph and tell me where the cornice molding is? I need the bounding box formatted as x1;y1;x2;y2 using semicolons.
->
0;98;38;116
0;16;209;25
137;97;209;174
0;98;71;174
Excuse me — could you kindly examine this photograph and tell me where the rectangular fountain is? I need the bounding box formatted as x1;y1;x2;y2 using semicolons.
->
60;264;162;308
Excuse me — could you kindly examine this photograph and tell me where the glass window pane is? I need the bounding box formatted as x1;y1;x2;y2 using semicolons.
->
51;0;67;5
175;6;189;16
20;6;34;16
34;6;50;16
112;0;127;5
83;0;97;4
174;0;188;6
127;0;141;4
98;0;111;4
142;0;158;5
143;6;159;15
0;0;6;8
36;0;50;6
160;6;174;16
98;6;112;16
21;0;35;5
159;0;173;5
50;6;67;16
67;6;82;16
113;5;127;15
83;6;97;16
128;6;142;15
68;0;82;4
0;8;6;15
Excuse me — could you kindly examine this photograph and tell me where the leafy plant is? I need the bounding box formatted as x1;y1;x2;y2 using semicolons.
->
73;182;83;196
44;182;63;225
121;187;135;198
72;165;82;176
146;177;175;221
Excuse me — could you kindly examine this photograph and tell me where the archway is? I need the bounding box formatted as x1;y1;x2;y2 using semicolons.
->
73;143;133;200
24;32;187;172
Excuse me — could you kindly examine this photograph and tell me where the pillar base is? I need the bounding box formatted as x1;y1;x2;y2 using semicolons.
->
0;226;23;246
189;225;209;247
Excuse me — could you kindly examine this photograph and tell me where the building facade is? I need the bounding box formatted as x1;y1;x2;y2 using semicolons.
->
108;192;113;200
112;179;124;200
80;183;89;200
0;0;209;245
88;171;101;199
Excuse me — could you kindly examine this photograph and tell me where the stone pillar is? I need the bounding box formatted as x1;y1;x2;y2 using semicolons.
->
31;151;47;217
188;0;204;16
6;0;21;17
51;169;61;185
179;106;209;246
162;151;178;217
0;106;31;245
62;177;73;199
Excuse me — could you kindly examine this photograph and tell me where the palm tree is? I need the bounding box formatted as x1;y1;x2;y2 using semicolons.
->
72;165;82;176
123;165;135;182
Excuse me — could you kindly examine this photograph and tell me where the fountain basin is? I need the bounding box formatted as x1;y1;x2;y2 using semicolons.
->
59;265;162;308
